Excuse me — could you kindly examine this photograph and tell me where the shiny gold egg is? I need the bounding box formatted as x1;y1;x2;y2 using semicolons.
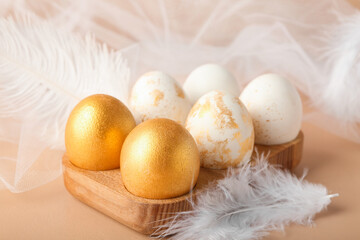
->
65;94;136;170
120;118;200;199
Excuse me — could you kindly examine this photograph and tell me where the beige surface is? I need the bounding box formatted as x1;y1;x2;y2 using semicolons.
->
1;122;360;240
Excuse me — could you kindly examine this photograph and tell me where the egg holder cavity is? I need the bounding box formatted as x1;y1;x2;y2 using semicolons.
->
62;131;303;235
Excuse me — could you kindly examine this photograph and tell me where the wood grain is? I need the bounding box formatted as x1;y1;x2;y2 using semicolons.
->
63;131;303;235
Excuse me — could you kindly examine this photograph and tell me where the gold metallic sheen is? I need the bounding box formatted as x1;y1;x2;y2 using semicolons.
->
120;118;200;199
65;94;136;170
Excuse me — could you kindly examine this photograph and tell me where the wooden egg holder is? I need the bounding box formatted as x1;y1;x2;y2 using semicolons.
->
63;131;304;235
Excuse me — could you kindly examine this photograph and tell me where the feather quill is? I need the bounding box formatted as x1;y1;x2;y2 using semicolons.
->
0;14;130;192
158;154;337;240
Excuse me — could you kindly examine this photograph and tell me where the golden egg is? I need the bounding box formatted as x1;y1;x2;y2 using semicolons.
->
120;118;200;199
65;94;136;170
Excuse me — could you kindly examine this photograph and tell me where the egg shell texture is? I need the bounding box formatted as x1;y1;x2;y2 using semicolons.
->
120;118;200;199
183;64;240;104
65;94;136;171
130;71;192;124
186;90;254;169
240;73;302;145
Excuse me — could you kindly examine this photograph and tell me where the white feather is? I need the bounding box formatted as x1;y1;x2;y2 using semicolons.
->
0;14;130;149
158;154;337;240
0;14;130;192
316;12;360;140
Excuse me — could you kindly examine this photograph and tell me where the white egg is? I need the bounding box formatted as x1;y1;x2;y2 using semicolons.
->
183;64;240;104
185;90;254;169
240;73;302;145
130;71;192;124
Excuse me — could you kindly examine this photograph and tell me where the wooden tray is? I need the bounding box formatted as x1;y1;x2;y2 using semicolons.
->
63;131;303;235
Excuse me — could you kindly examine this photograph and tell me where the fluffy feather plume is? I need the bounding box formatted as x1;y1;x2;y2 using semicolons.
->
316;12;360;141
0;14;130;192
0;14;130;149
158;154;337;240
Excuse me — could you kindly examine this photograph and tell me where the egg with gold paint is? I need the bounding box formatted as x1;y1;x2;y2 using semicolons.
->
185;90;254;169
129;71;192;125
65;94;136;170
240;73;302;145
120;118;200;199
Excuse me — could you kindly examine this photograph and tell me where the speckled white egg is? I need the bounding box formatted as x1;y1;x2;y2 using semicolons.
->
185;90;254;169
130;71;192;124
240;73;302;145
183;64;240;104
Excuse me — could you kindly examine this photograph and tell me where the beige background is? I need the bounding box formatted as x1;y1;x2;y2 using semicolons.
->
1;1;360;239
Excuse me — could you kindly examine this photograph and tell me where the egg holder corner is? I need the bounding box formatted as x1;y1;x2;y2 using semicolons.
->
62;131;303;235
